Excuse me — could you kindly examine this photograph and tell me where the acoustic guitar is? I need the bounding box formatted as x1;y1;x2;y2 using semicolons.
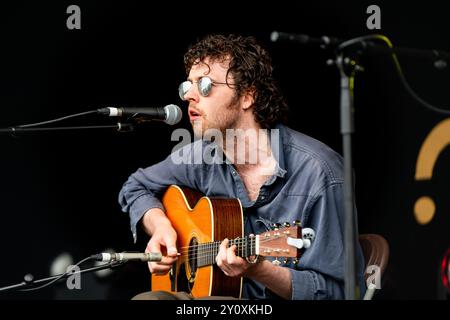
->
151;185;307;298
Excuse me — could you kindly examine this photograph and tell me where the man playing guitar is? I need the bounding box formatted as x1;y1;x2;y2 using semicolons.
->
119;34;366;300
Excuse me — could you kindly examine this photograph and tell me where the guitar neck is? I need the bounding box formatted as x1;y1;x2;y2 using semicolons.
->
194;237;257;268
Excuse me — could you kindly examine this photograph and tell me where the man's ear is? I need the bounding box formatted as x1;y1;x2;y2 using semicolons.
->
241;88;256;110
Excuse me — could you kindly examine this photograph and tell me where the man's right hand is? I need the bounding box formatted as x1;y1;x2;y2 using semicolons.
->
141;208;178;275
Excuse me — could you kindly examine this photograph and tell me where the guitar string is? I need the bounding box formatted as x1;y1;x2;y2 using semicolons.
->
151;230;298;263
176;232;294;252
176;243;293;266
175;229;296;251
175;235;293;258
176;239;257;261
177;243;289;261
177;246;292;263
175;236;285;254
172;235;295;263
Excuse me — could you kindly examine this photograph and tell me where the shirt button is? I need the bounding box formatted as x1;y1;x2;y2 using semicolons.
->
261;196;265;200
232;171;236;175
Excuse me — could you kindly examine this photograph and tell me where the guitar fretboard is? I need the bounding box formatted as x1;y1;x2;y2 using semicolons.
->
192;237;257;268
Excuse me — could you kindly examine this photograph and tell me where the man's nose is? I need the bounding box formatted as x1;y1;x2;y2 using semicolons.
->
183;84;199;102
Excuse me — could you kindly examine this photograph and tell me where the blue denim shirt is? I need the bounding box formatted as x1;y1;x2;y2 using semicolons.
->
118;124;366;299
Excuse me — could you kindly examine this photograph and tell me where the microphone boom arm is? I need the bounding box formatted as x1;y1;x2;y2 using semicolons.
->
0;260;125;293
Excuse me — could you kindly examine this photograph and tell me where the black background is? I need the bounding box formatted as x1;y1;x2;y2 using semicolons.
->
0;1;449;299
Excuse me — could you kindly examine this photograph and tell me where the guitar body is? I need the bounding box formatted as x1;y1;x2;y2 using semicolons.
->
151;185;244;298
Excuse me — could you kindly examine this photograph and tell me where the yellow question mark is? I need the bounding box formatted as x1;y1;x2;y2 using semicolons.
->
414;118;450;225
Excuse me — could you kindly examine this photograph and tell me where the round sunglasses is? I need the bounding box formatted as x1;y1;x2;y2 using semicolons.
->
178;76;233;100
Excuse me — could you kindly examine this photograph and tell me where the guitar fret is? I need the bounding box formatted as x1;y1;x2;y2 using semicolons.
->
239;238;242;257
198;243;202;267
209;242;212;266
195;235;260;268
245;237;248;257
246;238;249;257
253;236;255;256
240;238;243;257
215;241;219;265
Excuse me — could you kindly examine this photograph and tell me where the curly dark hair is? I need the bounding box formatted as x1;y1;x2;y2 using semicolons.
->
184;34;288;129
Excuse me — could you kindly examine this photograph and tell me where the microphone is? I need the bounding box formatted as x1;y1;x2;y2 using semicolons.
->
270;31;341;48
97;104;182;125
91;252;163;263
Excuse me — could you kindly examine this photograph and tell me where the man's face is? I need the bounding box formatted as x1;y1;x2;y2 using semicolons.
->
183;58;241;137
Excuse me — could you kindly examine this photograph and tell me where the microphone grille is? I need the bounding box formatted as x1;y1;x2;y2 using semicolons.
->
164;104;183;125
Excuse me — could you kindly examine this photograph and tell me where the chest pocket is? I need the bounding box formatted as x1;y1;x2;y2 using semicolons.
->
244;211;277;236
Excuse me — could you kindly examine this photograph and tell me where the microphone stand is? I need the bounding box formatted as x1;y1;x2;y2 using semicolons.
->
0;261;125;293
0;105;182;136
0;123;135;136
328;38;449;300
335;52;359;300
271;31;450;300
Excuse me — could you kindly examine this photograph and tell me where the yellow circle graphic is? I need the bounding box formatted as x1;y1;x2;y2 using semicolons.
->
414;196;436;225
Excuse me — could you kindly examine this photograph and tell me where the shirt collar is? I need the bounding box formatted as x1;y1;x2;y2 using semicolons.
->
270;123;287;178
206;124;288;178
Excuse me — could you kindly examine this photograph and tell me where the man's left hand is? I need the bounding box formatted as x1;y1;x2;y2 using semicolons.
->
216;238;259;277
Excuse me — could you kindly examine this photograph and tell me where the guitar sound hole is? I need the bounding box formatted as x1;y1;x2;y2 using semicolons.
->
188;237;198;280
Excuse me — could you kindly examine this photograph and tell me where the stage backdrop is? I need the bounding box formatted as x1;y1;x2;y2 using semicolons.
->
0;1;448;299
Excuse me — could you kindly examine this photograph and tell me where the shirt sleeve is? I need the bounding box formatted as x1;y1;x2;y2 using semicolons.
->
118;142;200;242
287;182;357;300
